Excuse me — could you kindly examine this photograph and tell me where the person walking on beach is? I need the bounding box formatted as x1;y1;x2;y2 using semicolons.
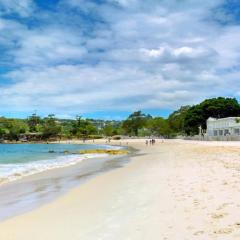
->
146;140;148;146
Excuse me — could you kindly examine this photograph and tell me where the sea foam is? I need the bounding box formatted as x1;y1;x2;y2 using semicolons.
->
0;153;107;184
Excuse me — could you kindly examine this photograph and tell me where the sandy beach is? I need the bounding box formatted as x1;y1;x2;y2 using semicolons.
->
1;139;240;239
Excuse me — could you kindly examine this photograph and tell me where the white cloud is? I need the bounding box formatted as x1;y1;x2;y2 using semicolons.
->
141;46;215;60
0;0;240;117
0;0;34;17
12;28;87;66
141;48;165;58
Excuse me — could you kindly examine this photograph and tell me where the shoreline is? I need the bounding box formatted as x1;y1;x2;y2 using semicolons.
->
1;139;240;239
0;143;132;221
0;142;127;186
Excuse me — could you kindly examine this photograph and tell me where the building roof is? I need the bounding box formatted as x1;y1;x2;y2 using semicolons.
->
207;117;240;121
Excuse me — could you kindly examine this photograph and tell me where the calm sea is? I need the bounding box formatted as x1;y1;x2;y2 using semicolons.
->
0;143;128;221
0;143;111;183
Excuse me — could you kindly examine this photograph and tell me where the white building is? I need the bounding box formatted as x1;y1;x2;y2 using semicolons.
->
206;117;240;137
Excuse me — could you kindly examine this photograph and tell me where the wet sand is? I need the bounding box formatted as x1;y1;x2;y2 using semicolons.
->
0;153;130;222
1;139;240;239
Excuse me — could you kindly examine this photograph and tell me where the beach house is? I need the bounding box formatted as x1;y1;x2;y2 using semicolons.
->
206;117;240;137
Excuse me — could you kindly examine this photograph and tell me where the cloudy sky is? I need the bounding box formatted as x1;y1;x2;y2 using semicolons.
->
0;0;240;119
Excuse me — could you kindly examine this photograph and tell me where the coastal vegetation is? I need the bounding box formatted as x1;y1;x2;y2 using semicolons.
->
183;98;240;135
1;97;240;142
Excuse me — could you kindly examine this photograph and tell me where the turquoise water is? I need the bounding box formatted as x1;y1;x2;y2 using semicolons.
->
0;144;107;164
0;144;112;182
0;143;128;221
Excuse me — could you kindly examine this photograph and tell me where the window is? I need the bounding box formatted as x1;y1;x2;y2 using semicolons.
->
219;130;223;136
224;129;229;135
234;129;240;135
214;130;218;136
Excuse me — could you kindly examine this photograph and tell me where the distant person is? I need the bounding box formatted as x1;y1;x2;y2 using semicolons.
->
146;140;148;146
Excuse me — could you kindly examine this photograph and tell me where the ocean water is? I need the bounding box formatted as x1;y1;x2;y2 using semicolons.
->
0;143;113;183
0;143;129;221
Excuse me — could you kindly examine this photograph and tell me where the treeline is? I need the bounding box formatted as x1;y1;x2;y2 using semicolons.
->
115;97;240;137
0;115;99;141
1;97;240;141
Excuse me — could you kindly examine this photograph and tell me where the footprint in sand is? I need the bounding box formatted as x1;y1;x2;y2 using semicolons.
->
216;202;233;211
193;230;204;236
211;212;228;219
222;181;228;185
193;199;200;206
214;227;233;234
233;222;240;228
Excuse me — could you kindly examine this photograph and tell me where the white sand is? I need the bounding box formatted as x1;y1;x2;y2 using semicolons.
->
1;139;240;239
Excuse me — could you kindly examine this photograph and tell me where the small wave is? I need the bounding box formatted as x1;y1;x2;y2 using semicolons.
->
0;153;108;185
105;145;125;150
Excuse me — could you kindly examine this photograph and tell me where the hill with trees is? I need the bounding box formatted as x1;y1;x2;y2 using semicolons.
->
183;98;240;135
0;97;240;142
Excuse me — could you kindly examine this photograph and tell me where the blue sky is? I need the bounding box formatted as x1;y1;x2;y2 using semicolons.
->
0;0;240;120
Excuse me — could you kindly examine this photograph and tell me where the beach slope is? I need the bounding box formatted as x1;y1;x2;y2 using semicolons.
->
1;140;240;239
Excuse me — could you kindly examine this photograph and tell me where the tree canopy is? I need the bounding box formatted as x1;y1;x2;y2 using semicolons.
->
184;97;240;135
168;106;190;135
122;111;151;136
1;97;240;141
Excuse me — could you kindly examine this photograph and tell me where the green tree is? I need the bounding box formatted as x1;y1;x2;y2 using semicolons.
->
122;111;150;136
103;124;114;136
168;106;190;134
6;119;28;140
85;123;97;136
74;120;97;138
42;114;61;139
184;97;240;135
0;128;6;138
61;120;75;139
27;113;42;132
71;115;82;136
147;117;172;137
